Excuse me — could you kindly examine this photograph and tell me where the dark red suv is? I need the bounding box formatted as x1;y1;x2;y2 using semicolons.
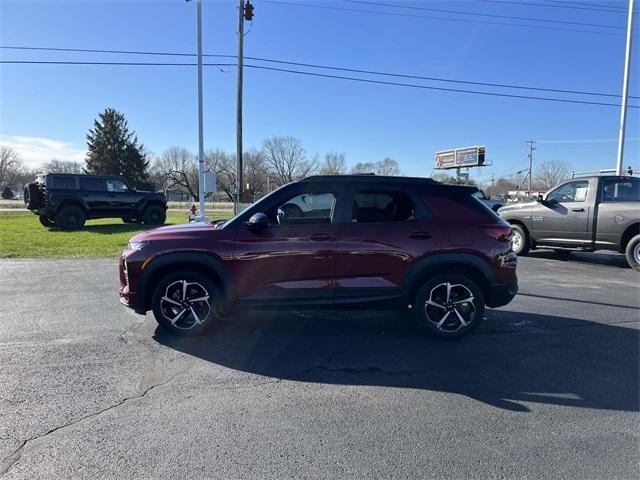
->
119;175;518;338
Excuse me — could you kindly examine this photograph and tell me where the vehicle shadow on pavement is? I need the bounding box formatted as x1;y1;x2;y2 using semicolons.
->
153;309;639;413
526;250;630;268
80;223;176;235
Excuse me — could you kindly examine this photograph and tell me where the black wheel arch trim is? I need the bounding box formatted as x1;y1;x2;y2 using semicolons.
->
403;253;498;299
136;251;233;312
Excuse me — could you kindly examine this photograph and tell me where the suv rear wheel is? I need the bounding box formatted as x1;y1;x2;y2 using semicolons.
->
412;274;485;339
142;204;166;225
151;271;220;335
54;205;86;230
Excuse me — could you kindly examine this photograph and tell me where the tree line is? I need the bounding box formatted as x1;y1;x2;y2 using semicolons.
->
1;107;572;201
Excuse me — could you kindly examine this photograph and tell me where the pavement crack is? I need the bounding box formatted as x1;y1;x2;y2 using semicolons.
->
0;367;190;477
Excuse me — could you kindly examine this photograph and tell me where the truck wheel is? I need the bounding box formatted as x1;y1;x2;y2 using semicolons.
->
142;204;166;225
151;271;220;336
625;234;640;272
511;224;530;256
38;215;55;228
54;205;86;230
24;183;42;210
412;274;485;339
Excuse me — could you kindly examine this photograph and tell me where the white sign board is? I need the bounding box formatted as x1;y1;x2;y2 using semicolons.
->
204;171;216;193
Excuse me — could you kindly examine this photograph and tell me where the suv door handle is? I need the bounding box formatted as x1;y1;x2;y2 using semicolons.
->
571;207;585;212
309;233;332;241
409;231;433;240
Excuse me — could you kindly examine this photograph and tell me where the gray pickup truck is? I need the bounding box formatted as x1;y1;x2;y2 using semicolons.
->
498;175;640;270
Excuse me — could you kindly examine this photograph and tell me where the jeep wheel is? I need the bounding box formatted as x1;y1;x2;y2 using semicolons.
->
412;274;485;339
510;224;530;256
24;183;43;210
38;215;55;228
151;271;220;336
54;205;86;230
625;234;640;272
142;204;166;225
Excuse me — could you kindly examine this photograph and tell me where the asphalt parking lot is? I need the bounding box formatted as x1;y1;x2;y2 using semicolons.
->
1;252;638;479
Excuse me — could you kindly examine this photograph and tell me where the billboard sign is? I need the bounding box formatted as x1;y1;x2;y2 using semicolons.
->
435;146;485;169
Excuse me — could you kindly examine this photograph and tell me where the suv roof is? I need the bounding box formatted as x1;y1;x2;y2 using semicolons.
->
302;175;438;185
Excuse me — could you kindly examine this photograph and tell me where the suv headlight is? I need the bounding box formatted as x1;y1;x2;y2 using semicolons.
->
127;241;148;251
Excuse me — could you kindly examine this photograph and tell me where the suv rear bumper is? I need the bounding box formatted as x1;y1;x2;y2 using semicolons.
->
486;281;518;308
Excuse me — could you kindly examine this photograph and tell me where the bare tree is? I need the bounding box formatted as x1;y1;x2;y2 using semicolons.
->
376;157;401;176
351;158;401;176
41;159;83;174
243;149;269;196
153;147;200;200
0;146;24;189
262;136;316;185
319;152;346;175
535;160;572;190
350;162;376;174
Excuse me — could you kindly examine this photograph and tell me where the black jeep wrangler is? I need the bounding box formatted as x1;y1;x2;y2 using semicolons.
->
24;173;167;230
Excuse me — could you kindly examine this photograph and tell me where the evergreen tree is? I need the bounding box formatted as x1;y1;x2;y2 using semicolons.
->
85;108;149;185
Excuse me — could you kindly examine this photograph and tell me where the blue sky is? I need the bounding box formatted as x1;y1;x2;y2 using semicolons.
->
0;0;638;186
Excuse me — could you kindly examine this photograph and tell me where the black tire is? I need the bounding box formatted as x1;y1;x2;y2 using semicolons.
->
24;183;42;210
510;224;531;256
54;205;86;230
142;204;166;225
122;217;141;224
38;215;55;228
625;234;640;272
412;274;485;339
151;271;221;336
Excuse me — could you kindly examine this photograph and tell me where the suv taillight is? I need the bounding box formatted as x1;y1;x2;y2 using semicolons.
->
484;226;512;242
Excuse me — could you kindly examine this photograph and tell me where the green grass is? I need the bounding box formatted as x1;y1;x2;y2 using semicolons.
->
0;211;230;258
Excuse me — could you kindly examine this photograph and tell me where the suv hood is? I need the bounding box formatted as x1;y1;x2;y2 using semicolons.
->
130;221;216;242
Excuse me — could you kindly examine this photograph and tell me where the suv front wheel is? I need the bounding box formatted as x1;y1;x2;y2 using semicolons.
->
412;274;485;339
151;271;220;335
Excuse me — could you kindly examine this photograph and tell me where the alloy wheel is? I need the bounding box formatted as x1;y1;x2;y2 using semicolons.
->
424;282;476;333
159;280;212;331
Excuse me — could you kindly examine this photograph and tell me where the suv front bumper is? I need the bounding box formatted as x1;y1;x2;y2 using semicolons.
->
486;281;518;308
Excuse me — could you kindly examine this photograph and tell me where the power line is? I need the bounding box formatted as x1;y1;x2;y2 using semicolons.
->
342;0;637;31
541;0;628;12
262;0;624;36
479;0;630;14
3;45;637;100
4;58;636;109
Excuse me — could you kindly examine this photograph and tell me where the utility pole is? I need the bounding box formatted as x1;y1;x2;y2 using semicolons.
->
526;139;536;197
616;0;635;176
235;0;253;215
186;0;207;222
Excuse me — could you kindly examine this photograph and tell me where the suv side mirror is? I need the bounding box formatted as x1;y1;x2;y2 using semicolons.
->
246;212;269;230
536;194;544;203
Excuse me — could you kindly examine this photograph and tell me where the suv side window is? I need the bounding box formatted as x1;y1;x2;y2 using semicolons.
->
601;178;639;202
546;180;589;203
80;177;105;191
50;176;77;189
272;192;337;225
352;191;416;223
105;179;129;193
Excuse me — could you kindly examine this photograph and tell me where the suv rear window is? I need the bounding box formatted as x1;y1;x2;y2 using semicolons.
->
352;191;416;223
49;176;77;189
80;177;105;191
